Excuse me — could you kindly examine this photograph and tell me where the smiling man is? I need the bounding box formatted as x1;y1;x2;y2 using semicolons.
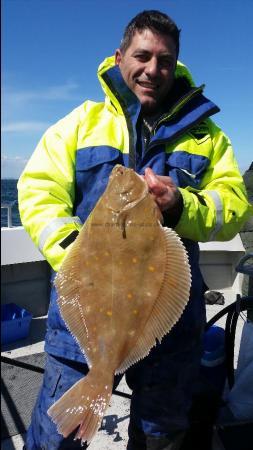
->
18;9;252;450
115;28;177;116
115;15;182;219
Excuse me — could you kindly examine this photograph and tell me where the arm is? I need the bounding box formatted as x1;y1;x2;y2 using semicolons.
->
18;107;83;272
144;124;252;242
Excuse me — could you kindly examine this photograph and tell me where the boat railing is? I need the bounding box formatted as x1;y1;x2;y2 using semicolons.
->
1;201;17;228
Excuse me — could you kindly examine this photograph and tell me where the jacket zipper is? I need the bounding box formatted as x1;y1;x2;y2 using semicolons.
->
101;71;137;170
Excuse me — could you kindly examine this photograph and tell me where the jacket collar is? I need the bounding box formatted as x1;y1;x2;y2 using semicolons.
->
97;56;220;170
97;56;219;122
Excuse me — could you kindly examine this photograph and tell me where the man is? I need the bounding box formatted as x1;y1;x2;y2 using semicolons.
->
18;10;252;450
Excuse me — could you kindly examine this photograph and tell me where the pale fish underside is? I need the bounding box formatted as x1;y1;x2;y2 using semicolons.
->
48;164;191;445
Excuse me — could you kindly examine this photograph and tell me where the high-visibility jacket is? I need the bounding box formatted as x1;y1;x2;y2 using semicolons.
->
18;57;252;362
18;56;252;273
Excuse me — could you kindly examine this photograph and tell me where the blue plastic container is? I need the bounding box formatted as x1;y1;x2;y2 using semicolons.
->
1;303;33;345
201;325;226;393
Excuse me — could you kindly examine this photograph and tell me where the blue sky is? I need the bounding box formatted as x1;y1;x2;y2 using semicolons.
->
2;0;253;178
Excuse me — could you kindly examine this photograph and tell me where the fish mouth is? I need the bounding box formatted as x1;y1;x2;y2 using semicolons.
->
112;165;129;176
107;165;149;212
111;165;147;185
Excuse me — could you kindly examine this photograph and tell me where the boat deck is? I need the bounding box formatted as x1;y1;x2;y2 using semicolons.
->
1;290;247;450
2;227;251;449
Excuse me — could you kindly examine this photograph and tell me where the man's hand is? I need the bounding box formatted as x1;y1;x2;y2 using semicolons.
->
144;167;181;212
142;167;183;227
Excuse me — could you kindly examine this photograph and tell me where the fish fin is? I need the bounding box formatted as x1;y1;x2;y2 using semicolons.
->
48;371;112;445
116;226;191;374
54;232;91;364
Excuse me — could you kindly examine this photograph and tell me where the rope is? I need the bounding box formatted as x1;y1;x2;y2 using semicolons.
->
0;355;131;399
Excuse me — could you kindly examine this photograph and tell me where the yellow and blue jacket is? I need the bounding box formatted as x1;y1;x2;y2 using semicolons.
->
18;57;252;273
18;57;252;362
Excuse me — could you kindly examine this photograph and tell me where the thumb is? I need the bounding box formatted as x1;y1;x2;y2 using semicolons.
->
144;168;167;195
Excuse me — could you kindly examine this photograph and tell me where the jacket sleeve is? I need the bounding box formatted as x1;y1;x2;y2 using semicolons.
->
175;121;253;242
18;106;84;272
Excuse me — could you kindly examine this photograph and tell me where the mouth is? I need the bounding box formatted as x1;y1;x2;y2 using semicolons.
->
136;80;159;91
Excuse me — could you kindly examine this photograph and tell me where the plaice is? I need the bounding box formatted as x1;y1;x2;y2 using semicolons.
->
48;164;191;444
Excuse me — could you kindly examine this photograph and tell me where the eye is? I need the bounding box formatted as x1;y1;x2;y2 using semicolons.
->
159;57;175;69
134;53;149;62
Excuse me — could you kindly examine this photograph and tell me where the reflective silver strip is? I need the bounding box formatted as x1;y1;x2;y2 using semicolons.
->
38;216;82;251
180;168;196;180
206;190;223;240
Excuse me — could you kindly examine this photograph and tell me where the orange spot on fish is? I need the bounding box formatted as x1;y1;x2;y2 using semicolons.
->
127;293;133;299
106;311;113;317
128;330;135;337
148;265;155;272
133;309;138;315
132;257;138;263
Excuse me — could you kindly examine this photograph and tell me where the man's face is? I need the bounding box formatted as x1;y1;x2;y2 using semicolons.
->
115;29;177;115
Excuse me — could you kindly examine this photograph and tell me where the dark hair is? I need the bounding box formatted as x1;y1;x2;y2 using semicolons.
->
120;10;180;57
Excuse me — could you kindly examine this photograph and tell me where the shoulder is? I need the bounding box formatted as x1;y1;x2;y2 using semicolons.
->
44;100;106;136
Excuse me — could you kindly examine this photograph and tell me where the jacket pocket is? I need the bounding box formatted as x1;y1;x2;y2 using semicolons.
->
76;145;123;171
165;150;210;188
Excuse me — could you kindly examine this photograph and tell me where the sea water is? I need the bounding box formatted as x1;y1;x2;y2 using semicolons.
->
1;179;21;227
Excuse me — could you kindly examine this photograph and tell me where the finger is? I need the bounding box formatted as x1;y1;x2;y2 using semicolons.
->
144;168;167;194
155;175;176;188
144;168;176;190
144;167;158;186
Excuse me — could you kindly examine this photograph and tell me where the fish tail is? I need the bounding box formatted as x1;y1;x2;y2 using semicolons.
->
47;371;113;444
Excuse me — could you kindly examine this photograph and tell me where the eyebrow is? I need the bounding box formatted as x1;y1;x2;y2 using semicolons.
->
132;49;174;57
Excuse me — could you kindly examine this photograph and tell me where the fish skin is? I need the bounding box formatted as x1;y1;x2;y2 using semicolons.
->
47;164;191;444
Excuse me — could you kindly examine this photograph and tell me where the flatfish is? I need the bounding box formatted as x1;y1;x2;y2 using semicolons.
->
48;164;191;444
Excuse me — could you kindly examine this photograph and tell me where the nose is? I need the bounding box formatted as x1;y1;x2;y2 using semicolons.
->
145;57;159;78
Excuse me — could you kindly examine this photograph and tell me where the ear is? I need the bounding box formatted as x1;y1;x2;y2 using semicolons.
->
115;49;122;65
